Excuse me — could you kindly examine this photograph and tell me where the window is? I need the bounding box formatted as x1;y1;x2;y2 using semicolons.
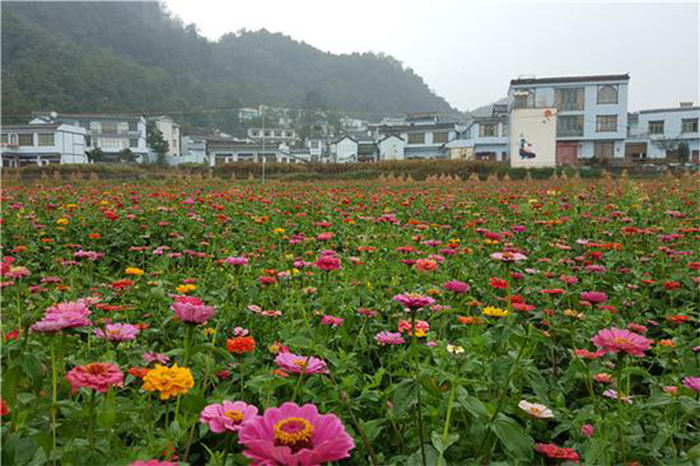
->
237;153;254;162
648;121;664;135
1;134;7;144
594;142;615;159
513;89;535;109
129;139;138;148
433;131;449;143
285;131;294;137
172;139;177;148
555;87;584;111
596;115;618;133
682;118;698;133
597;85;618;104
102;121;118;134
86;136;92;147
264;131;272;137
251;130;259;137
100;138;120;148
557;115;584;137
408;132;425;144
79;121;90;129
38;133;55;146
479;124;498;138
18;133;34;146
128;121;138;132
274;130;282;137
310;141;320;149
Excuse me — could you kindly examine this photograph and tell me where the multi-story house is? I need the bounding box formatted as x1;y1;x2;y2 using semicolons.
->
247;127;297;145
373;113;460;159
31;111;149;162
238;107;261;121
626;103;699;163
508;74;630;165
207;137;306;166
1;122;87;166
445;106;509;161
148;116;181;158
180;135;208;165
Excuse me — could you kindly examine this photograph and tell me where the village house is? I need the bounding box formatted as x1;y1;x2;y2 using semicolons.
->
1;122;87;167
626;104;699;163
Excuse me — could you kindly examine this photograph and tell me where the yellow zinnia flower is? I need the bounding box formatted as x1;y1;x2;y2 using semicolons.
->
176;284;197;294
482;306;509;317
56;218;69;225
125;267;144;276
142;364;194;400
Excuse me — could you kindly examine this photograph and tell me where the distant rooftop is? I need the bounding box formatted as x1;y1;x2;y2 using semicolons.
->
510;74;630;86
33;111;144;121
638;106;699;114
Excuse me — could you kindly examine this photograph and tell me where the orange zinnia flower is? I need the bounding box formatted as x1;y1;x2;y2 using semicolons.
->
227;336;256;354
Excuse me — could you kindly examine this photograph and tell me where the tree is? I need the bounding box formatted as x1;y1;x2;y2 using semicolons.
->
651;136;682;159
119;148;137;163
85;147;104;164
147;121;169;165
677;142;690;164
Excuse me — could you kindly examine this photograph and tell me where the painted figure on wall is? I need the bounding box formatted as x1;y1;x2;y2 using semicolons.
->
519;134;536;159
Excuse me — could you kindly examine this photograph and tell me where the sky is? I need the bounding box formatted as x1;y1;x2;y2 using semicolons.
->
164;0;699;112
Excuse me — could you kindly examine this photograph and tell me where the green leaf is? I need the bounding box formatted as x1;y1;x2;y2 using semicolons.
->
431;431;460;454
458;391;489;420
285;335;311;349
490;417;533;461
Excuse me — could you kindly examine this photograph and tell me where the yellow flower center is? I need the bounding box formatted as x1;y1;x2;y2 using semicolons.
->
613;337;631;345
273;417;315;452
530;407;543;416
224;410;244;423
292;359;308;368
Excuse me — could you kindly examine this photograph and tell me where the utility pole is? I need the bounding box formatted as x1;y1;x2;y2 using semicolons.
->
260;105;266;184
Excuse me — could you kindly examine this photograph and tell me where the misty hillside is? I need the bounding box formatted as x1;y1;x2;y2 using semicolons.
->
1;1;456;128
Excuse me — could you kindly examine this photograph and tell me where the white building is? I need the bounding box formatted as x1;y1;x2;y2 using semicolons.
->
207;138;307;166
31;112;149;162
331;136;359;163
508;74;630;165
378;135;405;161
248;127;297;145
178;135;208;165
148;116;181;158
1;122;87;166
627;104;699;162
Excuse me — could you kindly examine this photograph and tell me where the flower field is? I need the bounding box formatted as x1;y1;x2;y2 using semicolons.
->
1;177;699;466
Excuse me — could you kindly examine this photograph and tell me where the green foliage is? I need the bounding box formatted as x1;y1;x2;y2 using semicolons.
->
146;122;169;165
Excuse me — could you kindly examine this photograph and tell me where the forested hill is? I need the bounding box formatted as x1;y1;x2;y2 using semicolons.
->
1;1;456;127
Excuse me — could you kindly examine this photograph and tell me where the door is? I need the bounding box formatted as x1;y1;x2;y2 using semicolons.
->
556;142;578;166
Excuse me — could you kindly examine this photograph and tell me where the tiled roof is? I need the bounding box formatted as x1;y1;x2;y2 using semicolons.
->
510;74;630;85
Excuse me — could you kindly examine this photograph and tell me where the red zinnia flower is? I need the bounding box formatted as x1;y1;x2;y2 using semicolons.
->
227;336;256;354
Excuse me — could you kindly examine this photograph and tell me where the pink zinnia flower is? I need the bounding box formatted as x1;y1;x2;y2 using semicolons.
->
130;461;177;466
491;251;527;262
200;400;259;433
65;362;124;393
31;299;93;333
415;259;438;272
142;352;170;365
591;327;653;357
580;424;595;437
443;280;469;294
320;316;344;327
225;256;249;266
603;389;632;404
375;331;405;345
315;255;341;271
392;293;436;310
580;291;608;304
95;323;140;341
171;301;216;325
275;352;329;375
238;402;355;465
683;377;700;393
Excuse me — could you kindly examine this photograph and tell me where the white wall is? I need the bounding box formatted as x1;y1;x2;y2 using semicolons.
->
334;138;358;162
379;137;405;160
510;108;558;168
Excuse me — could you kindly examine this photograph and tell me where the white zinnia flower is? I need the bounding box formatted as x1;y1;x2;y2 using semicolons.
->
518;400;554;419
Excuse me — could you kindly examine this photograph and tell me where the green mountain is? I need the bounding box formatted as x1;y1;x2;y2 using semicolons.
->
1;1;456;131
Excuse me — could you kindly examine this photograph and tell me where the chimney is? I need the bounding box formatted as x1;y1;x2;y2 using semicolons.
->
679;102;693;107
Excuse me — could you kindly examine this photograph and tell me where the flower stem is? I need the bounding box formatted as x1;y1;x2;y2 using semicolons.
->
410;310;427;466
51;342;58;462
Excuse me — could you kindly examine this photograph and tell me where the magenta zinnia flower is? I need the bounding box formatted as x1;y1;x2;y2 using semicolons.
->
171;301;216;324
443;280;470;294
95;323;140;341
682;377;700;393
143;352;170;365
580;291;608;304
392;293;436;310
375;331;406;345
238;402;355;465
130;461;177;466
315;255;341;271
275;352;329;375
65;362;124;393
591;327;653;357
200;400;259;433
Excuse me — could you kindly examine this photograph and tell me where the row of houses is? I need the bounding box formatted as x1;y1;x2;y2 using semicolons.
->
2;74;698;167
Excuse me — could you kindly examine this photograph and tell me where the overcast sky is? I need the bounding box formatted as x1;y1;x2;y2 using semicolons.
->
164;0;698;112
